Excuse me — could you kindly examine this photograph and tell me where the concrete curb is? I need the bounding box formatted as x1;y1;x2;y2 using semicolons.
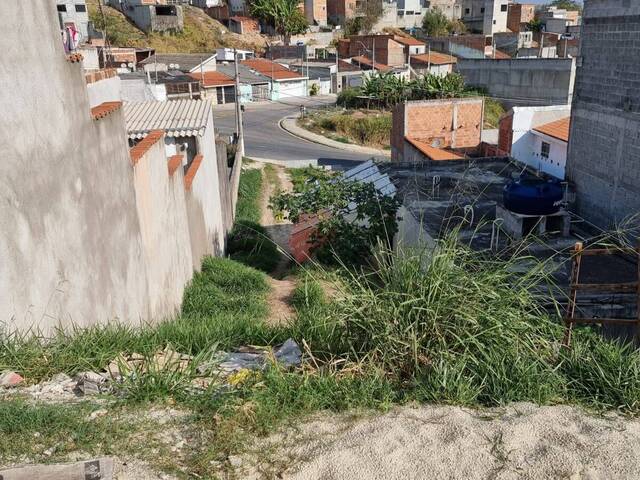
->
251;157;318;168
280;116;391;158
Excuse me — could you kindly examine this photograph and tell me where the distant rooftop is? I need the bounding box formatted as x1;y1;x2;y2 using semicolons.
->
124;100;212;139
533;117;571;142
242;58;305;80
140;53;217;72
411;52;457;66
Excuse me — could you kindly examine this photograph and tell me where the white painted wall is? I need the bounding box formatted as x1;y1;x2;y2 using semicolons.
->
529;132;567;179
86;76;122;108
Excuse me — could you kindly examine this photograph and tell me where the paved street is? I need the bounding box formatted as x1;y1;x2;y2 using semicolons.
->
212;97;379;169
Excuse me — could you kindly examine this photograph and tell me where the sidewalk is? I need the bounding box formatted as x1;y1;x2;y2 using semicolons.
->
280;116;391;158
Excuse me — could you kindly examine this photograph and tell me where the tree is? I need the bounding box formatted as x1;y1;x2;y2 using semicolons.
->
527;18;543;32
248;0;308;45
344;0;382;34
548;0;582;12
422;7;451;37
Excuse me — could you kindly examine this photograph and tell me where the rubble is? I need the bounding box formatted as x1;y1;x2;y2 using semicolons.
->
75;371;110;396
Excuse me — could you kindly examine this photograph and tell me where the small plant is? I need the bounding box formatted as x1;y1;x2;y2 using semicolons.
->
270;175;401;265
309;83;320;96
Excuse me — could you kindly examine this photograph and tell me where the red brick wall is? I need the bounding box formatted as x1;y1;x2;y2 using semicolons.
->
507;4;535;32
498;111;513;155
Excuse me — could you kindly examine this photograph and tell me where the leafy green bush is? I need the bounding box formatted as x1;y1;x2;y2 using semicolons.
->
337;87;363;109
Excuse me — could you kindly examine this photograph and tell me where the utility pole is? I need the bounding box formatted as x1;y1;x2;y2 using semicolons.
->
372;37;376;72
427;43;431;71
539;34;544;58
234;49;245;156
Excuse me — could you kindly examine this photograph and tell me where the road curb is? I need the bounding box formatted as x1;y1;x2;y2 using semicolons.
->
279;116;391;158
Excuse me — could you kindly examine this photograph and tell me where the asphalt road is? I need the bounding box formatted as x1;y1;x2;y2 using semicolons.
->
212;97;380;170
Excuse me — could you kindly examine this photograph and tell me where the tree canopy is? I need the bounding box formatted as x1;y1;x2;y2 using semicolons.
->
548;0;582;12
248;0;308;45
422;7;467;37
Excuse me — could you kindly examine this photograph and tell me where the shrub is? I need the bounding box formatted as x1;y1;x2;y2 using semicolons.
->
227;220;281;273
337;87;363;109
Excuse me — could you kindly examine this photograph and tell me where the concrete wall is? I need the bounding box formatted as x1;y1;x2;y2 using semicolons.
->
565;0;640;229
56;0;89;39
111;2;184;32
1;0;150;333
86;76;122;108
132;138;193;320
456;58;576;107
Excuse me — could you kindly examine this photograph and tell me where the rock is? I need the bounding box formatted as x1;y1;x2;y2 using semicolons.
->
0;370;24;388
228;455;243;468
88;409;108;421
75;371;108;396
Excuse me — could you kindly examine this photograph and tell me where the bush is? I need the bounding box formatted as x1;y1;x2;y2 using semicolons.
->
337;87;363;109
227;220;281;273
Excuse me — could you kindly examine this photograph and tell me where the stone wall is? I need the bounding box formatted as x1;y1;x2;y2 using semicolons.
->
456;58;576;108
566;0;640;228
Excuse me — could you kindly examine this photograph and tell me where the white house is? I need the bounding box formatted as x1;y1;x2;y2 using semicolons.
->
215;48;254;62
498;105;571;179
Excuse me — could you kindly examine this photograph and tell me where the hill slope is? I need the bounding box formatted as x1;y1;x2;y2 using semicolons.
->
87;1;265;53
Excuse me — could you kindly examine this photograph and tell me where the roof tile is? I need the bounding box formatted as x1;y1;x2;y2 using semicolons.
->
130;130;165;165
533;117;570;142
184;154;204;191
91;101;123;121
405;137;466;161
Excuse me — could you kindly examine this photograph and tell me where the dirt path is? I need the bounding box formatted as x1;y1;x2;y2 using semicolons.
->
257;163;296;324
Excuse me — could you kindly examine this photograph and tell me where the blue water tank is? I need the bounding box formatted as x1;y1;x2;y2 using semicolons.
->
503;176;563;215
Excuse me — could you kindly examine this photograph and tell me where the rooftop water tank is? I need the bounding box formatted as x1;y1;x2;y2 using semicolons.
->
503;176;563;216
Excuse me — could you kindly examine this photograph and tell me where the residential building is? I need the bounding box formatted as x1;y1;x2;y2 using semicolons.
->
326;0;356;25
393;35;427;59
507;3;536;32
106;0;184;33
228;16;260;34
409;51;457;76
461;0;508;35
215;48;254;62
139;53;218;73
305;0;328;26
217;63;271;102
338;35;407;68
424;34;489;59
2;0;238;333
391;98;484;162
55;0;89;41
456;57;576;107
498;105;571;179
428;0;463;20
189;71;236;104
228;0;249;16
538;6;581;34
565;0;640;228
376;0;429;30
242;58;308;101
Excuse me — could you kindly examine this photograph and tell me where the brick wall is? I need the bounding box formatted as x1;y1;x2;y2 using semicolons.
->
507;4;535;32
566;0;640;228
391;98;484;162
498;111;513;154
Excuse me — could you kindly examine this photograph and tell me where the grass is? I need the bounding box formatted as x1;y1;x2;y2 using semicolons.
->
87;1;261;53
227;165;281;273
302;110;392;148
484;98;506;129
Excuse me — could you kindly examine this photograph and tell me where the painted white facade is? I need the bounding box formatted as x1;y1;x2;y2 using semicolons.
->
507;105;571;180
215;48;254;62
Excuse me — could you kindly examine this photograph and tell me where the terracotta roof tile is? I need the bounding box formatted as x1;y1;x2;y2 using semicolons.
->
533;117;570;142
85;68;117;84
168;154;183;176
184;154;204;190
91;101;123;121
394;35;425;47
189;71;235;87
130;130;164;165
405;137;466;161
242;58;304;80
351;55;392;72
66;53;84;63
411;52;457;65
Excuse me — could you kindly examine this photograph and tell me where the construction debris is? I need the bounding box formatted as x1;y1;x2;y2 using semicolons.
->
0;370;24;388
0;457;113;480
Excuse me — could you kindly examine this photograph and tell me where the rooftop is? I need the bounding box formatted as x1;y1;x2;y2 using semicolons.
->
393;35;425;47
351;55;392;72
405;137;466;161
216;63;270;85
533;117;571;142
140;53;217;72
189;71;235;87
124;99;212;139
242;58;305;80
411;52;457;66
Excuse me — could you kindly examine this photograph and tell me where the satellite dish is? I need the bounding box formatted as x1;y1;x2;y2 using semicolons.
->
127;62;134;68
120;63;127;68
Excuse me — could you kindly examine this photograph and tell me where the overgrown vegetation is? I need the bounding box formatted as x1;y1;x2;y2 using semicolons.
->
343;0;383;34
87;1;261;53
300;110;392;148
270;174;401;265
422;7;467;37
248;0;308;45
227;165;281;273
483;98;506;129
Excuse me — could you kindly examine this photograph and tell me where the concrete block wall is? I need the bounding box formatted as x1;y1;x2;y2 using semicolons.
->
456;58;576;108
566;0;640;228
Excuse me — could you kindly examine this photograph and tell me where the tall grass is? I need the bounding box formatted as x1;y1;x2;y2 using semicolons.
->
313;112;392;147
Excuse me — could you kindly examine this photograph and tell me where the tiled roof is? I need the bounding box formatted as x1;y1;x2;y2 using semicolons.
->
533;117;570;142
168;154;183;176
91;101;122;121
124;100;212;139
394;35;425;47
229;15;256;22
189;71;235;87
130;130;164;165
411;52;457;65
242;58;304;80
337;59;361;72
351;55;392;72
405;137;466;161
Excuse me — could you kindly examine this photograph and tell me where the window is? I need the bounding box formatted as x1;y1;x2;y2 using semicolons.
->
541;141;550;159
406;10;414;15
57;4;67;12
493;19;496;24
500;4;507;12
464;8;470;14
75;4;86;12
480;7;485;13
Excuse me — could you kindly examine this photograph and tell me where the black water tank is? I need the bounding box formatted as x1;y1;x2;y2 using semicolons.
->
503;176;563;216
